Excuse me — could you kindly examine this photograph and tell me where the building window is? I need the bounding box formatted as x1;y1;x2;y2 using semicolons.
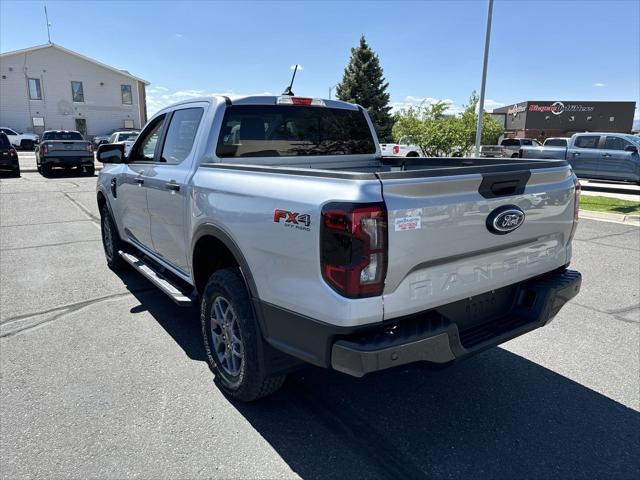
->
586;116;593;122
32;117;45;128
28;78;42;100
569;116;575;122
71;81;84;102
123;119;134;129
121;84;132;105
609;116;615;122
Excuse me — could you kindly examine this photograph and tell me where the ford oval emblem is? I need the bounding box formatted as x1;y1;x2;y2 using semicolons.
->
487;205;525;235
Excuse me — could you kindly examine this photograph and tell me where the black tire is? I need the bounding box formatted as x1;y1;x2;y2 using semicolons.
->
41;163;52;177
201;268;285;402
100;205;127;271
85;165;95;176
11;167;20;178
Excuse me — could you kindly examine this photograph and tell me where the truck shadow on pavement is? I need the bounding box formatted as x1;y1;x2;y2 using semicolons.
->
117;271;640;480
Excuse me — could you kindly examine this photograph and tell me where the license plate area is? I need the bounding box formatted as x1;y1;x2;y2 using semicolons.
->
435;284;517;332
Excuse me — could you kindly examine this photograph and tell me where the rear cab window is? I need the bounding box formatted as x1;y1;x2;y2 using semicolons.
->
544;139;567;147
0;133;10;148
574;136;601;149
42;131;83;141
216;105;376;158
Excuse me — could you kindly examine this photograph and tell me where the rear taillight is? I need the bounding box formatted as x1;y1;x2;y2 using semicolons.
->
42;144;48;155
87;143;93;153
320;202;387;298
568;178;581;243
392;145;400;155
9;148;17;158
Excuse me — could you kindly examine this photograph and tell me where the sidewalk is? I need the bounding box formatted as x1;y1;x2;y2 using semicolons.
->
579;209;640;226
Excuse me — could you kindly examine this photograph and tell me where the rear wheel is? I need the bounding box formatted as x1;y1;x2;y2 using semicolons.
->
100;205;127;271
11;167;20;178
85;165;95;176
201;268;285;402
41;163;52;177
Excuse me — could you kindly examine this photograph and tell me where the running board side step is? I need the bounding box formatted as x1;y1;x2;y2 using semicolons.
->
118;250;193;306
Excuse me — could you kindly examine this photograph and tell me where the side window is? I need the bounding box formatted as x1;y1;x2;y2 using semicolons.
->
521;139;532;146
603;136;631;151
129;115;166;162
109;134;117;143
160;108;204;164
574;136;600;149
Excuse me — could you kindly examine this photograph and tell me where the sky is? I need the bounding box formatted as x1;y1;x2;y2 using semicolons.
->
1;0;639;122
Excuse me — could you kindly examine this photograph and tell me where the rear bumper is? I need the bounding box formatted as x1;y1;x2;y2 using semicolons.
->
42;156;94;166
257;268;581;376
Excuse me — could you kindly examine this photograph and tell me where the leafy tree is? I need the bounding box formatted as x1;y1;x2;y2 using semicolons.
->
336;35;394;142
392;92;504;156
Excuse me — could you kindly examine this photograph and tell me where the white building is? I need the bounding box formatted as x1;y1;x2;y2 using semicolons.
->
0;43;149;138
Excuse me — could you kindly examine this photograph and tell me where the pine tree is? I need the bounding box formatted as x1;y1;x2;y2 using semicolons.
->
336;35;394;142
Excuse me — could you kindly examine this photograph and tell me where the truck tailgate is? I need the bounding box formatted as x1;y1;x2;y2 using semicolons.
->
45;141;90;153
378;165;576;320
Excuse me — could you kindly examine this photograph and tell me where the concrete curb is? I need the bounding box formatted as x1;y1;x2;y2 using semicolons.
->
579;209;640;226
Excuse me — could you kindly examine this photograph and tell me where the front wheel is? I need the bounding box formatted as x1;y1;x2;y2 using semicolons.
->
201;268;285;402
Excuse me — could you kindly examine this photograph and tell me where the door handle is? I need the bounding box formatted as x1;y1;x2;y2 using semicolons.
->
165;182;180;192
135;178;144;186
572;152;580;156
603;154;611;157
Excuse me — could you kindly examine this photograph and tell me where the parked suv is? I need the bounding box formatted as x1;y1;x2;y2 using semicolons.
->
0;132;20;177
481;138;541;158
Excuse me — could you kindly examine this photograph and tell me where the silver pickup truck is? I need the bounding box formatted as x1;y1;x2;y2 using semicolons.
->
96;95;582;401
520;132;640;184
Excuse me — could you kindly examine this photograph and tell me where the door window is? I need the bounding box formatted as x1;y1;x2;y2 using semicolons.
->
574;136;600;149
603;136;632;151
160;108;204;164
129;115;166;162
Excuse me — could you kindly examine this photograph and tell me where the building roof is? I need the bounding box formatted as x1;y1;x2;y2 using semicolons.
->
0;43;150;85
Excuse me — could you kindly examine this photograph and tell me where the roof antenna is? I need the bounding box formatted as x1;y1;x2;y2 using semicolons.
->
44;5;52;44
282;64;300;96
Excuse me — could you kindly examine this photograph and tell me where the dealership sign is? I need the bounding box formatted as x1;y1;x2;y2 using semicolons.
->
507;104;527;116
528;102;595;116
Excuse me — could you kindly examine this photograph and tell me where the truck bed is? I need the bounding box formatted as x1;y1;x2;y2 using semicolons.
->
201;156;568;179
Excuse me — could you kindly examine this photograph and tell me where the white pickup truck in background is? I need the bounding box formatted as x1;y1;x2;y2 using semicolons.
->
0;127;39;150
380;136;424;157
481;138;541;158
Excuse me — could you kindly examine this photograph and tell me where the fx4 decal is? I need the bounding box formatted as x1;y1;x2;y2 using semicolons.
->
274;209;311;231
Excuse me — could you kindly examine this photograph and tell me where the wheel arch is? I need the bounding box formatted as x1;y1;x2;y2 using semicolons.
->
191;224;259;299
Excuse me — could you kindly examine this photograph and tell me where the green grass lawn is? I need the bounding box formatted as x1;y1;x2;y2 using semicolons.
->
580;195;640;215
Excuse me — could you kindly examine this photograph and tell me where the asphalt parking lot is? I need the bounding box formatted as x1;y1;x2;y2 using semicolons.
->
1;172;639;479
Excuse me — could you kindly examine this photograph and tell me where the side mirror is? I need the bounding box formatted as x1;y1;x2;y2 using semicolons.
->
624;145;638;153
97;143;125;163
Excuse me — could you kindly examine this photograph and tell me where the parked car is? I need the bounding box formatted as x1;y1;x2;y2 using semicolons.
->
0;132;20;177
108;130;139;156
0;127;39;150
96;95;581;402
481;138;541;158
520;132;640;184
35;130;95;176
93;128;140;150
380;136;424;157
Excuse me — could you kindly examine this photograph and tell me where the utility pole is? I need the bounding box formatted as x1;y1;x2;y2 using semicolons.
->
44;5;52;43
474;0;494;157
